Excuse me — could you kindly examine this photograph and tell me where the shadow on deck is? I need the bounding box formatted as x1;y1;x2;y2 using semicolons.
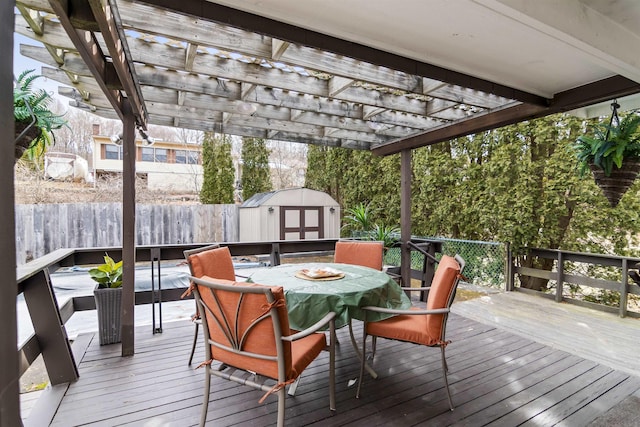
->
24;291;640;426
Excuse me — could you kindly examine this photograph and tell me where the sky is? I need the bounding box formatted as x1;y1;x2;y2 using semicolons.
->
14;33;68;98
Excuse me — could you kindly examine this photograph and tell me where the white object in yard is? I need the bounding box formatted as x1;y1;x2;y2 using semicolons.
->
44;152;91;182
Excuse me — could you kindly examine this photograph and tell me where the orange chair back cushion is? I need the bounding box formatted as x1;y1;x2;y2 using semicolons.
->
425;255;460;339
197;278;294;380
334;241;384;270
188;246;236;280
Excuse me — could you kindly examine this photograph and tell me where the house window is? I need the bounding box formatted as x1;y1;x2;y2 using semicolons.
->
187;151;199;164
154;148;168;163
105;144;121;160
175;150;187;164
141;147;154;162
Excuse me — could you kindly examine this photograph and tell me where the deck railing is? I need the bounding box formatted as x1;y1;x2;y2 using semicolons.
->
20;240;640;394
17;239;340;387
508;246;640;318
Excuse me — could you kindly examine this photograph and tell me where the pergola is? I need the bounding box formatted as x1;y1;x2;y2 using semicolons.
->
3;1;640;423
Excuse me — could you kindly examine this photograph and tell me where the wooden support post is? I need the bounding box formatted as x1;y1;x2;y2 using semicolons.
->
0;4;21;424
121;104;136;356
506;242;513;291
400;149;412;293
555;251;564;303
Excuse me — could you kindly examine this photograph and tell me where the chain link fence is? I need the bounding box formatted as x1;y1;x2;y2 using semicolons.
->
383;237;506;288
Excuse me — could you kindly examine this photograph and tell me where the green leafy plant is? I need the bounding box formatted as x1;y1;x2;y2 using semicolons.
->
342;202;376;232
342;201;399;250
574;111;640;176
369;223;400;250
14;69;67;162
89;254;123;289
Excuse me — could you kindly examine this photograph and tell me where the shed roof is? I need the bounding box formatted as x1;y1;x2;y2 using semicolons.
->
240;188;339;208
15;0;640;155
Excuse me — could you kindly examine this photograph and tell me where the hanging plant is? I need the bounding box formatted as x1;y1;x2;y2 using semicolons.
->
13;69;67;163
573;101;640;207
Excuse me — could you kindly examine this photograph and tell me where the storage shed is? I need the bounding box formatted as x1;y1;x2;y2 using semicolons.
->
239;188;340;241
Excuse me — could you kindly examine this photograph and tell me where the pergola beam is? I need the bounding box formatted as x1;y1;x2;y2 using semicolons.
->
118;2;510;110
136;0;548;106
87;0;147;127
373;75;640;155
47;0;125;122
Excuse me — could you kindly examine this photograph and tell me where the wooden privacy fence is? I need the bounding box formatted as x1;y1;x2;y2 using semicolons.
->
15;203;238;265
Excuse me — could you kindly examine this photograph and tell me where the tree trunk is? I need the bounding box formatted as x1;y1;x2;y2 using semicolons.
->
518;255;555;291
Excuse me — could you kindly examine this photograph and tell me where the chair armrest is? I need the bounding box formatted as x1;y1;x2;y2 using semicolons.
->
361;306;449;315
283;312;336;342
401;286;431;291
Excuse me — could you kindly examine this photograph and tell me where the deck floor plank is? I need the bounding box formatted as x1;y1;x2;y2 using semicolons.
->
33;291;640;426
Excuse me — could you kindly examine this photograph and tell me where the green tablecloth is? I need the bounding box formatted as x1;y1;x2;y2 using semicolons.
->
246;263;412;331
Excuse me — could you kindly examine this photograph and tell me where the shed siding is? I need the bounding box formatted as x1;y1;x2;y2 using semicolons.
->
239;188;339;242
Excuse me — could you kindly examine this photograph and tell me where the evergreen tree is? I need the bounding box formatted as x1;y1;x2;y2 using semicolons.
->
306;145;401;234
241;137;272;200
306;113;640;290
200;132;235;204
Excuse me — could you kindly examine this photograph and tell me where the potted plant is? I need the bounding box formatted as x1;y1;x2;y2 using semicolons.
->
574;103;640;207
13;69;67;163
89;254;123;345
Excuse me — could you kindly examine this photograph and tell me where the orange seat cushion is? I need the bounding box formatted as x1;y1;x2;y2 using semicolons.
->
366;255;460;346
334;241;384;270
290;333;327;380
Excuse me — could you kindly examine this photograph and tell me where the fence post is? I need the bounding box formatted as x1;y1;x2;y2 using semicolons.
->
556;251;564;303
620;258;628;318
270;243;281;266
505;242;513;291
150;247;163;334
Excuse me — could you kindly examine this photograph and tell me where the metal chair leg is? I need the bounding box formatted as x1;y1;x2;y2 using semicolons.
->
189;320;199;365
287;377;301;396
200;364;211;427
277;388;286;427
349;320;377;378
371;336;377;360
440;346;454;411
329;320;336;411
356;334;367;398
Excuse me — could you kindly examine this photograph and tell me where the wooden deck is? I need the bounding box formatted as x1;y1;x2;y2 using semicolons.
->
24;291;640;426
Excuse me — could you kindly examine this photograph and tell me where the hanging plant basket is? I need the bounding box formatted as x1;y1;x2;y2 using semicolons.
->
14;119;42;162
589;161;640;207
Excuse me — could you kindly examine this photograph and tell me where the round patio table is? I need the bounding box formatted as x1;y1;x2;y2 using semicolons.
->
246;262;412;331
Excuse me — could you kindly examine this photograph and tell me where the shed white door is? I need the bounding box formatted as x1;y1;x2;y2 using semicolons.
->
280;206;324;240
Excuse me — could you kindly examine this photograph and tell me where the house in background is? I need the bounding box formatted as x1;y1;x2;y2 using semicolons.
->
91;124;203;193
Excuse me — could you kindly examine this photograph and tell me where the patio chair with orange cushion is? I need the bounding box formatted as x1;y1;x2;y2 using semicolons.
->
189;275;336;427
334;240;384;271
183;244;235;365
355;254;465;411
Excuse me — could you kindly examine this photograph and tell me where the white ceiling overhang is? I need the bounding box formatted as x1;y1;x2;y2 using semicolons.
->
15;0;640;155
